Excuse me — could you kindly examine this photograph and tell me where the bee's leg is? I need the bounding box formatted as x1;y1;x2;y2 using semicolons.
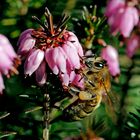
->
53;86;80;111
68;85;97;101
50;88;79;122
54;95;78;110
79;90;96;101
68;86;80;96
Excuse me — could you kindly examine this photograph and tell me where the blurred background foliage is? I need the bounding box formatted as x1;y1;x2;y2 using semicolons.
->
0;0;140;140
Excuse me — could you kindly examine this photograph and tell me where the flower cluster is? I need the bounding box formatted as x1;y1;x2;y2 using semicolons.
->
17;9;84;88
104;0;140;73
105;0;139;37
0;34;19;94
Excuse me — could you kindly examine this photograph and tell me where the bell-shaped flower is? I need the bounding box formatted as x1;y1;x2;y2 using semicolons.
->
64;31;84;57
60;73;70;87
0;73;5;94
126;34;140;58
101;45;120;76
119;7;139;37
0;34;19;94
62;41;80;70
24;49;44;76
0;49;13;75
105;0;139;37
70;71;84;89
45;47;67;75
17;29;35;57
35;60;47;86
44;48;58;75
105;0;125;17
60;71;84;89
0;34;17;60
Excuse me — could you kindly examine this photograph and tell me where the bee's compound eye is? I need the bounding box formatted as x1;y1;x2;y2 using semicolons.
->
94;62;104;69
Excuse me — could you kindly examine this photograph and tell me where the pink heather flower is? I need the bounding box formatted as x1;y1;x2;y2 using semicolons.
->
45;47;67;75
63;31;84;57
0;35;17;60
0;34;19;94
17;29;36;57
126;34;140;58
0;49;13;75
105;0;125;17
24;49;44;76
35;60;47;86
60;73;70;87
60;71;84;89
105;0;139;37
62;41;80;69
0;73;5;94
101;45;120;76
70;71;84;89
17;11;83;87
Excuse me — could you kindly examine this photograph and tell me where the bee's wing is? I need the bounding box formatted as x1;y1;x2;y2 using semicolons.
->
102;90;119;123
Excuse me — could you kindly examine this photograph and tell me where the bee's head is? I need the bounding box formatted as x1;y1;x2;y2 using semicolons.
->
85;56;107;71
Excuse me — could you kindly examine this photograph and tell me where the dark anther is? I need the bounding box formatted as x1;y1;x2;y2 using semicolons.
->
56;14;70;32
45;7;51;16
32;16;49;34
70;41;76;43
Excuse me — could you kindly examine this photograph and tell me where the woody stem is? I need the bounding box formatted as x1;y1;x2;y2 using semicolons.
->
43;93;50;140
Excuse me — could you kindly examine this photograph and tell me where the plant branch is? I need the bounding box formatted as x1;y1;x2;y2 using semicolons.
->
43;93;50;140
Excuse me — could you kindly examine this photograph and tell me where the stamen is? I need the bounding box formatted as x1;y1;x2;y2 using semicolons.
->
60;15;70;28
32;16;49;34
10;66;19;75
45;7;54;35
53;25;67;39
56;14;70;31
55;14;66;30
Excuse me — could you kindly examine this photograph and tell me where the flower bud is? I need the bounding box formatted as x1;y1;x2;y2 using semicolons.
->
126;34;140;58
101;45;120;76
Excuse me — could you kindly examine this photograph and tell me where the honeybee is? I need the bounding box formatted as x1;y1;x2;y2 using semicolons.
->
62;56;111;121
49;56;112;122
